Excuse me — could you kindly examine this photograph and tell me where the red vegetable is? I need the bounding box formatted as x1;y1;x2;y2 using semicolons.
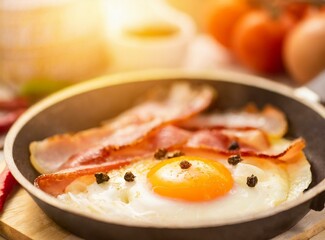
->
0;98;29;111
0;166;18;211
0;109;26;134
0;97;29;134
232;9;295;74
206;0;253;49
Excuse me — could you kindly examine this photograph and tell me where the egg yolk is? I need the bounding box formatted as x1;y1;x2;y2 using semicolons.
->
147;156;233;202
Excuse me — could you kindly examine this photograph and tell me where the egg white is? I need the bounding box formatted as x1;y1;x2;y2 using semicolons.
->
57;151;311;227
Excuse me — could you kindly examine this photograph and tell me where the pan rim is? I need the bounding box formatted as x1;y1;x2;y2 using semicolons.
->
4;69;325;229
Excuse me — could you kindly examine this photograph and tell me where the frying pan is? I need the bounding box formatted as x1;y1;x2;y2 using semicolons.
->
4;70;325;240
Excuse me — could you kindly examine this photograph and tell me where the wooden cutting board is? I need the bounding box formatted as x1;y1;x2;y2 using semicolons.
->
0;160;79;240
0;158;324;240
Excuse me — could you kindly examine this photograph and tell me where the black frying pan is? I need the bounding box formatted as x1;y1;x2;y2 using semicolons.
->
4;71;325;240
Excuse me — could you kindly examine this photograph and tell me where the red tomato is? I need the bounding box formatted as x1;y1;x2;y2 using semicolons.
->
232;10;295;74
206;0;252;49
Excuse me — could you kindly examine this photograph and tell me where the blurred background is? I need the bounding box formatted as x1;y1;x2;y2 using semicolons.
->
0;0;324;100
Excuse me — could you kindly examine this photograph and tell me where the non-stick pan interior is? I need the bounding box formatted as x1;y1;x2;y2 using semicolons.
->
12;77;325;190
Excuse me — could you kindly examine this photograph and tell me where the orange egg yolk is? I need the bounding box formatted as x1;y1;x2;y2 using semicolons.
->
147;156;233;202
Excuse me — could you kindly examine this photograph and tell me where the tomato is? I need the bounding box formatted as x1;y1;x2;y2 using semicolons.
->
206;0;252;49
284;12;325;83
232;9;295;74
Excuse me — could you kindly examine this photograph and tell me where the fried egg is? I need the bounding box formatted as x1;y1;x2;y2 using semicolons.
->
57;148;311;227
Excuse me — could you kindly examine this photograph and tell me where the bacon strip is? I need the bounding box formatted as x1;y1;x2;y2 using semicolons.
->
30;127;114;174
30;83;215;174
36;126;191;196
216;128;270;151
35;160;133;196
179;105;288;138
60;125;191;170
185;129;270;153
57;127;303;171
185;130;305;161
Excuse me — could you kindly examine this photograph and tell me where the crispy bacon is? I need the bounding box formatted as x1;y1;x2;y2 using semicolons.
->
60;125;191;170
30;83;215;174
35;125;192;196
274;138;306;161
185;131;305;161
59;128;272;170
30;127;114;174
35;160;133;196
220;129;270;151
186;129;270;153
102;82;215;130
179;105;288;138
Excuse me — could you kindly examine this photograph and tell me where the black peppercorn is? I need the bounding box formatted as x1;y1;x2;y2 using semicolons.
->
124;171;136;182
94;172;110;184
247;174;258;187
180;160;192;169
228;141;240;151
154;148;168;160
228;154;243;166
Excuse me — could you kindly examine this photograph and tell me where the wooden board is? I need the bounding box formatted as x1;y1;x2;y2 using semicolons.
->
1;187;325;240
0;160;79;240
0;188;79;240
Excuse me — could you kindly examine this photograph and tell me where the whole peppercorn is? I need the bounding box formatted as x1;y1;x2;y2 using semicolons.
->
94;172;110;184
247;174;258;187
228;141;240;151
154;148;168;160
124;171;136;182
180;160;192;169
228;154;243;166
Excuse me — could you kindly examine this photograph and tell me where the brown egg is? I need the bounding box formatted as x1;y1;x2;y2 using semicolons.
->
284;13;325;84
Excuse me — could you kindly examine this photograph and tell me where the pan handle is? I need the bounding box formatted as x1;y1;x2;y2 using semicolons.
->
294;71;325;105
310;190;325;211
